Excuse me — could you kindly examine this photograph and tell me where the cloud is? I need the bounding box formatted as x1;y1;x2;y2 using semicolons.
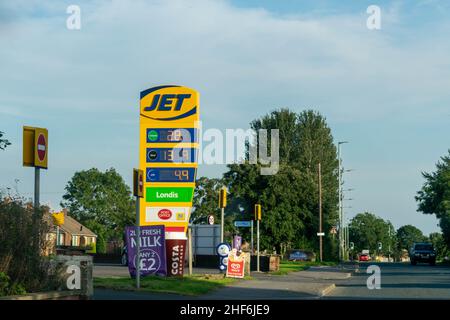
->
0;0;448;234
1;0;449;128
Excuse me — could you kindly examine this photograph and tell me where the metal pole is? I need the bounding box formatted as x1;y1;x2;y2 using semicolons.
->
220;207;224;243
188;226;193;276
136;197;140;289
33;167;40;251
338;145;342;262
257;220;260;272
346;226;349;260
318;163;323;262
56;226;60;247
251;220;254;254
34;167;40;210
388;225;391;262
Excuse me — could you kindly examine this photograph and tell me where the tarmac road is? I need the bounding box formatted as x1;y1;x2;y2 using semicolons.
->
324;262;450;299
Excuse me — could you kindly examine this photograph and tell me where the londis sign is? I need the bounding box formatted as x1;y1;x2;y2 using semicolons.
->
140;85;199;124
139;85;199;233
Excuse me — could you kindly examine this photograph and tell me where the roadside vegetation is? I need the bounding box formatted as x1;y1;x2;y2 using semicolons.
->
270;260;337;276
94;274;239;296
0;196;62;296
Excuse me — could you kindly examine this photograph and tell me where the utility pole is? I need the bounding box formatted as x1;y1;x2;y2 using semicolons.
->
338;141;349;262
318;163;323;262
388;224;391;262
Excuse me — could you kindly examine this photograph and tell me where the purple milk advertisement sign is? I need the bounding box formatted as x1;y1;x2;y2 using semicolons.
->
125;225;167;277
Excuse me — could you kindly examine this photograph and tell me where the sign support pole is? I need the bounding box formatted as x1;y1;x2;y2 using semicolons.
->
220;207;224;243
33;167;40;251
188;226;193;276
251;220;254;254
34;167;40;212
56;226;60;247
257;220;260;272
136;197;140;289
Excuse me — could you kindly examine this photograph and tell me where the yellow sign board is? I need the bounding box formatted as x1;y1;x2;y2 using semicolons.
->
139;85;200;233
52;211;65;226
23;126;48;169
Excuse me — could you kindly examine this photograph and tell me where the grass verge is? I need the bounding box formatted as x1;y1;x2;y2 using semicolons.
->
270;260;338;275
94;274;241;296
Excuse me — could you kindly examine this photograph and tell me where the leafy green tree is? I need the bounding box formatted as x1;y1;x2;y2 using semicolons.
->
428;232;450;261
396;225;426;251
348;212;396;255
191;177;223;224
60;168;134;252
416;150;450;248
225;109;339;259
0;131;11;150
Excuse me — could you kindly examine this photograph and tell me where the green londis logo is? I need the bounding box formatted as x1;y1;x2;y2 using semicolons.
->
148;130;158;141
146;187;193;203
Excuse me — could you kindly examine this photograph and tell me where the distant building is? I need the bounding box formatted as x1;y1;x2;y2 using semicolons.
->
45;211;97;255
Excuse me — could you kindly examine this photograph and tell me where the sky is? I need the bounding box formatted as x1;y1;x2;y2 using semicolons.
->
1;0;449;235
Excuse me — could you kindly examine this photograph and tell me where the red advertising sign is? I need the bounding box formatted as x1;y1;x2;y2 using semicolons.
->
226;249;245;278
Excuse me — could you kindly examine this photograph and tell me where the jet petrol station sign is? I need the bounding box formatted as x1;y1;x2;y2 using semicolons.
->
139;85;199;233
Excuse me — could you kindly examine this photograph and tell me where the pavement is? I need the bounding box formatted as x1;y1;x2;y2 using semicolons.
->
93;263;353;300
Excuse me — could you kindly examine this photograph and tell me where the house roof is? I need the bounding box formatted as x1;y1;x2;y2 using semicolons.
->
48;211;97;237
60;214;97;237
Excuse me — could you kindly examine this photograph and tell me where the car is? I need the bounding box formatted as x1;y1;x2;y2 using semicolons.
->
409;242;436;266
359;254;370;262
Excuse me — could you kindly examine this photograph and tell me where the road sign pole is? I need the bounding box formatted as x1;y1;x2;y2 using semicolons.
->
251;220;254;254
136;196;140;289
221;207;225;243
257;220;260;272
33;167;40;250
34;167;40;211
56;225;60;247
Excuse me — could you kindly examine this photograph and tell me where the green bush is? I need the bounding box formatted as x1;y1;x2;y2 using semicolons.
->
0;196;61;294
0;272;26;296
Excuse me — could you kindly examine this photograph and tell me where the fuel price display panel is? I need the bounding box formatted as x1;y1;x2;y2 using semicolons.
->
146;167;196;183
146;128;197;143
147;147;197;163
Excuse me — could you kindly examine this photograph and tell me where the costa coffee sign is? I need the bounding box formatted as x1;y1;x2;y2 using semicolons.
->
158;209;172;220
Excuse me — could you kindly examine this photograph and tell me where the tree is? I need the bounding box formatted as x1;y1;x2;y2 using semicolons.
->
225;108;339;258
348;212;396;255
60;168;134;252
396;225;426;251
0;131;11;150
416;150;450;248
191;177;223;224
428;232;450;261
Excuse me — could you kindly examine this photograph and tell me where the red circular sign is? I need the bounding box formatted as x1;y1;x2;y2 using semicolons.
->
158;209;172;220
37;134;46;161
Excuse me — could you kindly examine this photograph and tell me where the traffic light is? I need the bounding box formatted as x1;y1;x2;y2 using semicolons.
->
378;242;382;250
254;204;262;221
133;168;144;198
219;187;227;208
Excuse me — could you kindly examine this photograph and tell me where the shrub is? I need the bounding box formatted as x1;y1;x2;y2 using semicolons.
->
0;196;61;293
0;272;26;296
